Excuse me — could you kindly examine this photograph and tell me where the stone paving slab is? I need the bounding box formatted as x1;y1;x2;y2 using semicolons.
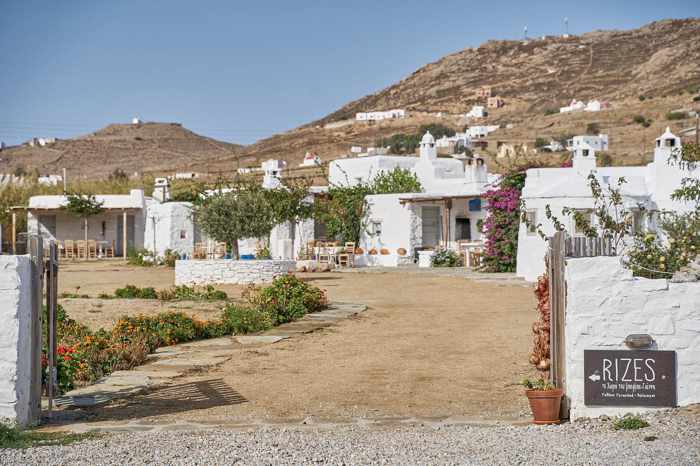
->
235;335;289;345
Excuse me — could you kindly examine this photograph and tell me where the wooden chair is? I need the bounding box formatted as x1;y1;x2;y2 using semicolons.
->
337;242;356;268
469;249;483;268
214;242;227;258
87;240;97;259
104;240;115;258
76;240;87;260
64;240;75;260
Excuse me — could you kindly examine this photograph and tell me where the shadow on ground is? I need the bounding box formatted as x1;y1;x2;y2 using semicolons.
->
46;379;246;425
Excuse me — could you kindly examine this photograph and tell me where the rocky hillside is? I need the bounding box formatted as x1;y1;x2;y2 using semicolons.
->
2;19;699;179
232;18;700;170
0;122;243;179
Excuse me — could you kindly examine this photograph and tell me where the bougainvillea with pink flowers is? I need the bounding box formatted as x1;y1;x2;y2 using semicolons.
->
480;173;526;272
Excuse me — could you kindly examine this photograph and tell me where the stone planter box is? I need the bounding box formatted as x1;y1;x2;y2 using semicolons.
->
175;259;296;285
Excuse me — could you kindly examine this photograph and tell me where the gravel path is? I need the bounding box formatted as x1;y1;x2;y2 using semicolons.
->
3;411;699;465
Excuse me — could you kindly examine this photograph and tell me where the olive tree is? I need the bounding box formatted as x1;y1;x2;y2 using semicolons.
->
62;193;104;243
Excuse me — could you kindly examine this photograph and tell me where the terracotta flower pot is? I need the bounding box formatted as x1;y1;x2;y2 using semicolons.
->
380;248;390;255
525;388;563;425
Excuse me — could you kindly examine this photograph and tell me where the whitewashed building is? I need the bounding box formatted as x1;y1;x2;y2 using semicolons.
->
355;109;406;121
330;132;499;266
24;190;147;257
299;152;322;167
517;128;699;281
466;105;486;118
568;134;609;152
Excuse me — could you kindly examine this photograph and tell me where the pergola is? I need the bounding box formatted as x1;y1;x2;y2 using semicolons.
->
9;205;138;259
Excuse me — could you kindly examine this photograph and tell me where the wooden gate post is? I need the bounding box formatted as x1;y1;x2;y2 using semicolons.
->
547;231;568;417
28;236;44;424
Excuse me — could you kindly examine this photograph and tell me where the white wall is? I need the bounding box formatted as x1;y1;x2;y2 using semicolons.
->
565;257;700;420
329;156;417;187
144;202;194;257
175;259;296;285
361;194;416;257
0;255;34;427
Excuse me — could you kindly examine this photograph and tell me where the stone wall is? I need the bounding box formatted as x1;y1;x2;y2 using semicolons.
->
565;256;700;420
175;259;296;285
0;256;34;427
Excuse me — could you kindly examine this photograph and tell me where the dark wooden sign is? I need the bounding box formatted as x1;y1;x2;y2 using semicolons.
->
584;350;676;407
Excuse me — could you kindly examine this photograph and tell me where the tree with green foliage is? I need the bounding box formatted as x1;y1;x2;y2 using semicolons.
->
418;123;456;139
62;193;105;243
316;167;423;243
170;179;205;203
193;183;277;259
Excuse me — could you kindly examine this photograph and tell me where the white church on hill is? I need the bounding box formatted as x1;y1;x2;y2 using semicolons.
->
517;127;699;282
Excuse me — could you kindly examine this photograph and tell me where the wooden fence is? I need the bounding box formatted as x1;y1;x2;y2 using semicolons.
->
547;232;618;419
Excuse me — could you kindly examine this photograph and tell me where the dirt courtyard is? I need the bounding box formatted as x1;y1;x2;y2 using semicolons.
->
58;261;535;423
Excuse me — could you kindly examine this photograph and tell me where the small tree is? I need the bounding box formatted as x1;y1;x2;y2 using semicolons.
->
63;193;105;243
371;168;422;194
193;183;277;260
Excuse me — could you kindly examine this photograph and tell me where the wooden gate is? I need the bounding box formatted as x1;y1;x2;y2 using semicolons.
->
27;236;59;423
547;232;615;418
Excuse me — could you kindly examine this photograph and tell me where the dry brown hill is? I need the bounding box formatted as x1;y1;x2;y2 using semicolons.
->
2;19;699;180
0;122;243;179
228;18;700;171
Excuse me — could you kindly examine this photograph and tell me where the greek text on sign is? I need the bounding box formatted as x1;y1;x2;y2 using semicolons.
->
584;350;676;407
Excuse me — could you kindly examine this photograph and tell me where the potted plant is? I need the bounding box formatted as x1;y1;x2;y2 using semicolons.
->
521;377;563;424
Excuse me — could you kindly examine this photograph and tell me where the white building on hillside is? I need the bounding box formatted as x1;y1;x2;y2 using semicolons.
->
517;128;699;281
299;152;322;167
568;134;609;152
356;109;406;121
466;105;486;118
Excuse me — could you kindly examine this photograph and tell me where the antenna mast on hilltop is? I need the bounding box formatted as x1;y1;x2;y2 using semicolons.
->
564;17;569;36
523;25;528;40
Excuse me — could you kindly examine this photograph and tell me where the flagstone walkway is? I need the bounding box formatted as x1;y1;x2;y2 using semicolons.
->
52;303;366;410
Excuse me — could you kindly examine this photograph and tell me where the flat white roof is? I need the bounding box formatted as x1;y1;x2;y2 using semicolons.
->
28;189;146;210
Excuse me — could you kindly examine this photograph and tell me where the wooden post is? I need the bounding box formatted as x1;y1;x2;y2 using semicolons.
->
46;242;58;415
442;199;452;247
547;231;568;418
28;236;44;424
123;211;128;260
12;211;16;254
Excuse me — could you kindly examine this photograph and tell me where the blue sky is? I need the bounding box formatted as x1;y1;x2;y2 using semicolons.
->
0;0;698;146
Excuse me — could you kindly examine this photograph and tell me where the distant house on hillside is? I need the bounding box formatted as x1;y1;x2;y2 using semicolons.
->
300;152;322;167
465;105;486;118
356;109;406;121
487;96;504;109
477;86;492;99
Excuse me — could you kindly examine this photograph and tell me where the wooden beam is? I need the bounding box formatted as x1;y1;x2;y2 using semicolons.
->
123;211;128;260
11;211;16;254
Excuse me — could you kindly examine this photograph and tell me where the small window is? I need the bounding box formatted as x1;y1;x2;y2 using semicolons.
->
455;217;471;240
468;199;482;212
180;230;187;239
582;149;589;157
370;220;382;236
525;210;537;236
665;138;676;147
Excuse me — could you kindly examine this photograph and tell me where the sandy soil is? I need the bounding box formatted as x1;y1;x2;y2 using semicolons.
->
59;262;536;423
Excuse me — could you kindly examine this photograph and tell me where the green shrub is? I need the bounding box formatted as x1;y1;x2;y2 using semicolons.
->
0;424;94;449
127;248;156;267
247;274;327;324
221;304;275;334
632;114;652;128
534;137;548;148
114;285;158;299
666;111;688;121
693;95;700;102
431;248;462;267
544;108;558;116
586;122;601;135
638;95;646;101
613;415;649;430
163;249;179;268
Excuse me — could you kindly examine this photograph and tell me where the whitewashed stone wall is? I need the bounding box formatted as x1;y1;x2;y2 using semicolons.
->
565;257;700;420
0;256;34;427
175;259;296;285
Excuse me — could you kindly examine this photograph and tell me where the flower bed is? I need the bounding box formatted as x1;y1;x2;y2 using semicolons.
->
46;275;326;393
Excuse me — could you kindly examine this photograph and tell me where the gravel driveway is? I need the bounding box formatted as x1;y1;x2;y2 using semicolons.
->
3;411;698;465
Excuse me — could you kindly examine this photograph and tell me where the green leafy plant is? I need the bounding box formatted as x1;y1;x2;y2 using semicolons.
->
431;248;462;267
534;137;548;148
666;111;688;121
632;115;652;127
62;192;105;244
520;377;555;391
220;304;275;334
0;424;96;449
613;415;649;430
114;285;158;299
586;122;601;135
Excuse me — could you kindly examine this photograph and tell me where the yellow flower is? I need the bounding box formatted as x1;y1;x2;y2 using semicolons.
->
659;256;665;262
